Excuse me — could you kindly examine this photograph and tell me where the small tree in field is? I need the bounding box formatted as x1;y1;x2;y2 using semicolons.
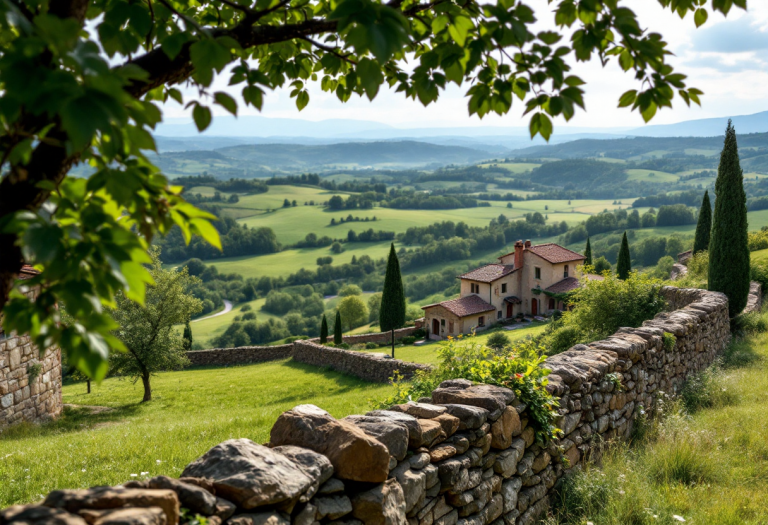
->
693;190;712;254
584;238;593;266
486;332;511;352
338;295;369;330
380;244;406;358
334;310;343;345
617;232;632;280
109;250;202;402
182;321;193;351
320;314;329;344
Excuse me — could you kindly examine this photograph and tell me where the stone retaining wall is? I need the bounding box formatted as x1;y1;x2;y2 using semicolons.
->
306;326;420;345
186;345;294;367
0;334;62;429
745;281;763;313
292;340;430;382
2;288;735;525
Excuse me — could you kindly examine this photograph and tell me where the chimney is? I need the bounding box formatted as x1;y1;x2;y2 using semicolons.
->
514;240;524;269
524;240;532;249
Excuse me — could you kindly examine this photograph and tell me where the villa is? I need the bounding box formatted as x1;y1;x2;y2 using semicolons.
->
422;240;599;340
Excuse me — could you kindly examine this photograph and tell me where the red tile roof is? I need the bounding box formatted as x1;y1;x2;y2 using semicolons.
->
422;295;496;318
545;274;604;294
527;243;586;264
458;264;517;283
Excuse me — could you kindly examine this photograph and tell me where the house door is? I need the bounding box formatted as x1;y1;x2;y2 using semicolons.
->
506;304;513;318
532;299;538;316
432;318;440;336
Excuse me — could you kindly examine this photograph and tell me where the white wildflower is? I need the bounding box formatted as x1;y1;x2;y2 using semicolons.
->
673;516;686;522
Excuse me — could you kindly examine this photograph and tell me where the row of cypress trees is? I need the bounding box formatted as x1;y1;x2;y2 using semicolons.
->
586;121;750;318
319;311;344;345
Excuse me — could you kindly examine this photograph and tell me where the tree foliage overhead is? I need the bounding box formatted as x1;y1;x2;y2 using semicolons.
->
0;0;743;378
709;121;750;317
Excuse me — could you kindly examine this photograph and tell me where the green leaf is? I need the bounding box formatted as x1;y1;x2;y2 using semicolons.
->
618;89;637;108
192;104;212;131
356;58;384;100
214;92;238;115
190;39;232;86
694;8;708;27
296;91;310;111
448;16;473;47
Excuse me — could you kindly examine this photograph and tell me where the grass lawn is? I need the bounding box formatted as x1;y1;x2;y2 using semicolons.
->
548;315;768;525
0;360;395;507
186;297;279;347
363;321;550;366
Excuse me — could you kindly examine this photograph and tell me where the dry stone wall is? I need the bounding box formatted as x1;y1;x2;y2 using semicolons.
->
2;288;735;525
293;340;430;382
306;327;419;346
0;334;62;429
186;345;294;367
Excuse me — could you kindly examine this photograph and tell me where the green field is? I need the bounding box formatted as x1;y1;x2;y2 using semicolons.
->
0;360;396;507
188;297;279;347
626;169;679;183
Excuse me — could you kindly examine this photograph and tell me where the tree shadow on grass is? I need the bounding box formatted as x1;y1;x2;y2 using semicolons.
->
0;403;141;442
721;336;764;369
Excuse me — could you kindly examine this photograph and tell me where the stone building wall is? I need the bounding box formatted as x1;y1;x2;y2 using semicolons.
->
0;334;63;429
293;340;430;382
1;287;735;525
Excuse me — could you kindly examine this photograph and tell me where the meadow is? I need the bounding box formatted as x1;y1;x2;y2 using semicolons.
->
0;360;396;507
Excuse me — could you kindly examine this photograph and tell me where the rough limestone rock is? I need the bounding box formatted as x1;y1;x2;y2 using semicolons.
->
225;512;290;525
43;488;179;525
0;506;88;525
314;496;352;520
90;508;166;525
490;407;521;450
271;445;333;500
389;403;447;419
431;385;511;414
432;414;460;437
342;415;409;461
269;405;390;483
439;405;488;430
181;439;315;512
351;479;407;525
365;410;431;448
147;476;217;516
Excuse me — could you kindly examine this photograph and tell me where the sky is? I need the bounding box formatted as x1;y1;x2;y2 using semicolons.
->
163;1;768;131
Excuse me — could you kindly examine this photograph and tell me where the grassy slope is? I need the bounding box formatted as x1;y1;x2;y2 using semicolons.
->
0;360;395;507
548;320;768;525
188;297;279;347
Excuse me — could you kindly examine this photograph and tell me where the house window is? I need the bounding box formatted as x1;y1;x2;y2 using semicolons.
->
478;316;485;327
470;283;476;293
564;265;569;278
549;298;556;310
535;267;541;280
497;311;502;319
501;283;507;293
441;319;446;326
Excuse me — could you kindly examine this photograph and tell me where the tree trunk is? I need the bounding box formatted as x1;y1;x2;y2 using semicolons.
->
141;373;152;402
87;379;91;394
391;329;395;359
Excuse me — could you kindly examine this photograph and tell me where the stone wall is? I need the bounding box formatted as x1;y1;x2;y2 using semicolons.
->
745;281;763;313
2;288;735;525
306;326;420;345
0;334;63;429
293;340;430;382
186;345;294;367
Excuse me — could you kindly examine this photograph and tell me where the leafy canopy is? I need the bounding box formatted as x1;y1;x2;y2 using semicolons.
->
0;0;743;378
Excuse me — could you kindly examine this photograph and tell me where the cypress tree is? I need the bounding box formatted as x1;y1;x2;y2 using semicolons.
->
333;310;343;345
584;237;593;266
380;243;406;358
693;190;712;254
710;121;750;317
320;314;328;344
617;232;631;280
182;321;193;351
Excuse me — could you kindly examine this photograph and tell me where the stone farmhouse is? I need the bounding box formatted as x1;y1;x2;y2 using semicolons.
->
422;240;598;340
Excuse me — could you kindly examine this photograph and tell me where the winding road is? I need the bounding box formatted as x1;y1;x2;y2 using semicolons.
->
192;300;233;323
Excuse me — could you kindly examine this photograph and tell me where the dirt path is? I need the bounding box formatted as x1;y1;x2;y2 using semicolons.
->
192;300;233;323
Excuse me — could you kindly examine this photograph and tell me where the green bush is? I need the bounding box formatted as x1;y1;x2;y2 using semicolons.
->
750;262;768;291
674;251;708;289
486;332;511;351
241;312;257;321
411;328;426;339
240;304;252;312
545;325;582;355
337;343;351;349
365;342;378;349
379;339;559;443
400;336;416;345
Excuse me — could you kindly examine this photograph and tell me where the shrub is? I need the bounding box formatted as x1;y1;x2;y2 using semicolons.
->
338;284;362;297
545;325;582;355
681;365;736;414
240;304;252;312
241;312;257;321
731;310;768;336
365;342;378;349
662;332;676;352
378;339;559;443
486;332;511;351
674;250;709;289
400;336;416;345
411;328;426;339
337;343;351;349
750;261;768;291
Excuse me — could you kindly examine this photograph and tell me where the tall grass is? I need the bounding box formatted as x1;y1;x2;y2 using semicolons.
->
545;308;768;525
